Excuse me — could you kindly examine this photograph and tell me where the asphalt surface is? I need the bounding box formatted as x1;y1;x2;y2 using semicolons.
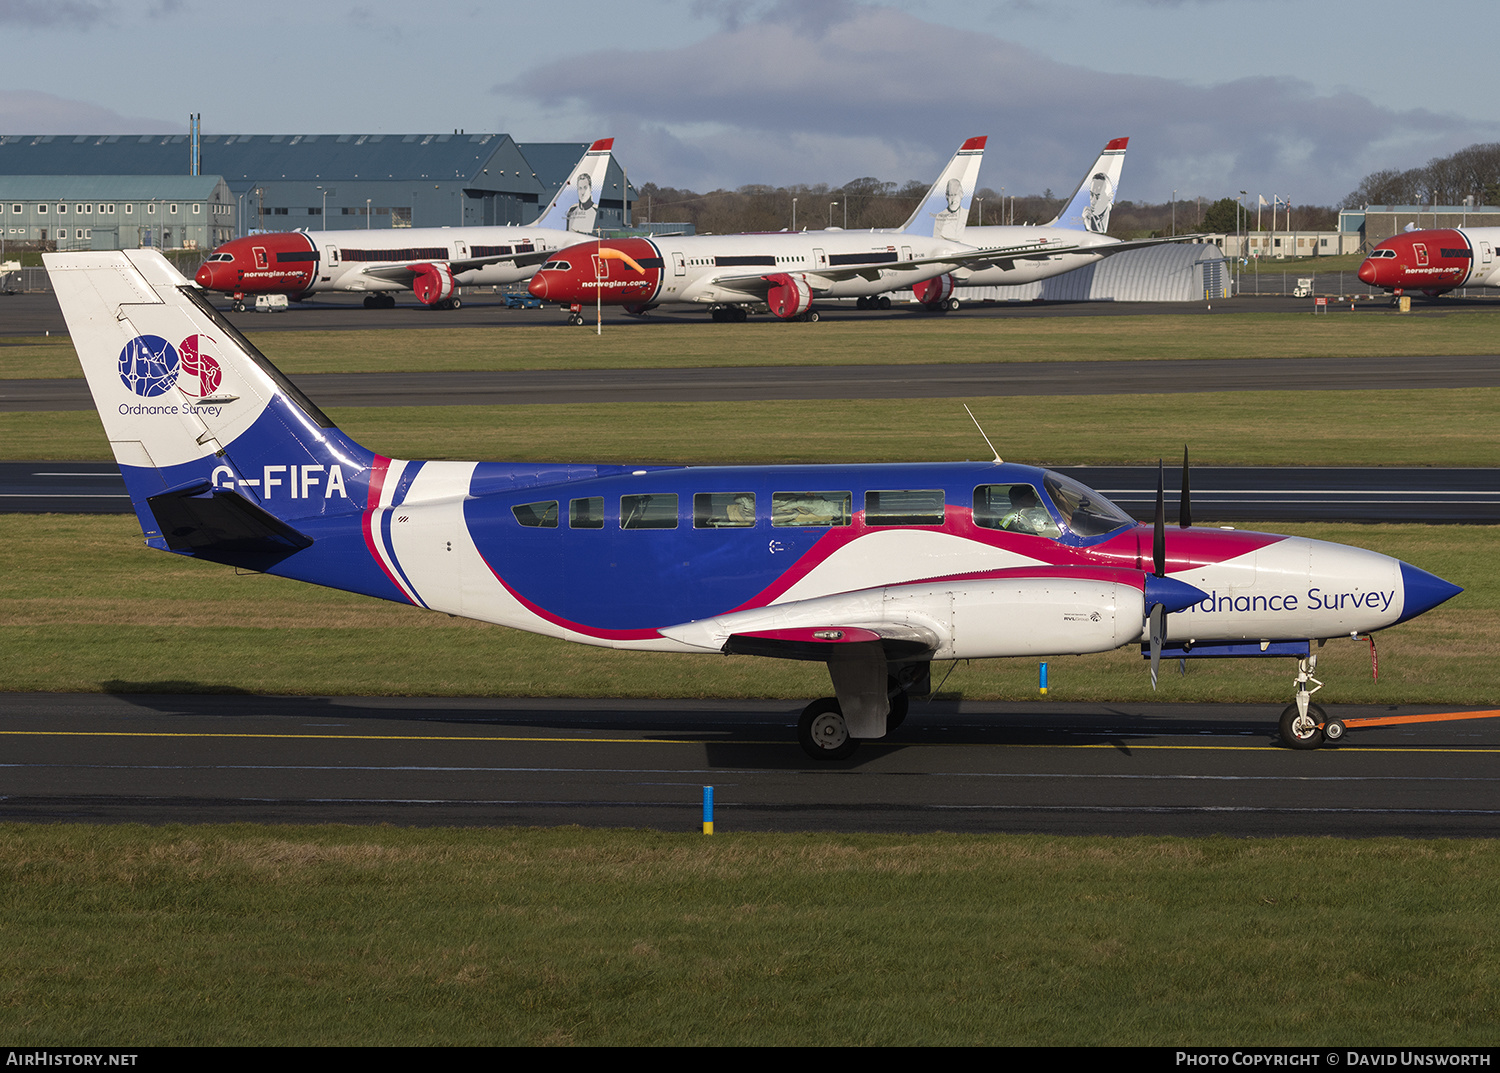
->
6;460;1497;522
5;287;1498;337
4;693;1498;835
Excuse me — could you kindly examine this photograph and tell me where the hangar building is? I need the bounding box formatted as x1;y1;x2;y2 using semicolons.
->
953;243;1227;303
0;132;637;237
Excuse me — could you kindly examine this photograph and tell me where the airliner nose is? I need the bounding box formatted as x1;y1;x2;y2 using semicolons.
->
195;262;217;288
1357;259;1378;285
528;271;550;300
1395;561;1463;623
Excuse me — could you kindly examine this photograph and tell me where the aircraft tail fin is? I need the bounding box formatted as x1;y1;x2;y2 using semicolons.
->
530;138;616;233
1045;137;1128;233
44;249;378;555
897;136;986;241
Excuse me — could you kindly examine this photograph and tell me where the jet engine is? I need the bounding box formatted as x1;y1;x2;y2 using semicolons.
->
913;274;956;309
762;273;813;319
410;262;456;306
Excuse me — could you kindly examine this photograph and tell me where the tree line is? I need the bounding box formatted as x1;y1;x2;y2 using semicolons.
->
1342;141;1500;208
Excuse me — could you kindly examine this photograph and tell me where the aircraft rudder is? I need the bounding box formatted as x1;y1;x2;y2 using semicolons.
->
1048;137;1129;233
532;138;616;233
898;136;987;241
45;249;379;543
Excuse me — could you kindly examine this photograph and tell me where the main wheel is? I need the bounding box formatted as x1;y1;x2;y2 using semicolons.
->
878;296;891;310
798;698;858;761
1279;702;1325;750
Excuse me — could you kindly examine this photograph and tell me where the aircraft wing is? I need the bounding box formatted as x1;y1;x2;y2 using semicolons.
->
703;241;1085;296
1090;234;1211;255
359;249;553;285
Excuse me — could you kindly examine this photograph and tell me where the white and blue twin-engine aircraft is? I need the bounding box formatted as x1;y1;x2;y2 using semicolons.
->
49;250;1461;757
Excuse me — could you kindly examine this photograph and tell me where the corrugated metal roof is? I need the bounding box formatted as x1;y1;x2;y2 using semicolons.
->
0;175;226;199
954;243;1226;302
0;132;537;190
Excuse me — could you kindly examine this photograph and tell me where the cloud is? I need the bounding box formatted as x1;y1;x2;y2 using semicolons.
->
0;0;111;26
497;3;1500;204
0;90;182;134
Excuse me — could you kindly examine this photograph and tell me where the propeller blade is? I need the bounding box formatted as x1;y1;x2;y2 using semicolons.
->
1179;444;1192;529
1149;602;1165;690
1153;459;1165;578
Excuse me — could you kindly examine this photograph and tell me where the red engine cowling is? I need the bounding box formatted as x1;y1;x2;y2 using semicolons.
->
913;274;955;308
410;262;456;306
762;273;813;319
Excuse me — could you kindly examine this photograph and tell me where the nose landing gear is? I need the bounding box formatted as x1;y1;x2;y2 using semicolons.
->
1280;654;1329;749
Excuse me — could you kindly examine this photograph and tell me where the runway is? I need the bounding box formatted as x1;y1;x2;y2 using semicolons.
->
8;352;1500;414
4;693;1499;835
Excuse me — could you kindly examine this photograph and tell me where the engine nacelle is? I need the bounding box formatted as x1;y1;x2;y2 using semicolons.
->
913;274;955;308
762;272;813;319
410;262;456;306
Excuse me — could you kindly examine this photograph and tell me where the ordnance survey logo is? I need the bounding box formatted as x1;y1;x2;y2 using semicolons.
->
118;334;223;398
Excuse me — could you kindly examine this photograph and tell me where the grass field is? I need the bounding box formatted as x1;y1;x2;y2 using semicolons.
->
2;515;1487;704
6;386;1500;466
2;825;1498;1046
4;307;1500;379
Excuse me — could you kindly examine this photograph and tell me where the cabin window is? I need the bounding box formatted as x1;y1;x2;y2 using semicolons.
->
621;493;678;529
772;491;851;527
569;496;603;529
694;492;756;528
973;484;1060;538
512;501;558;528
865;489;944;527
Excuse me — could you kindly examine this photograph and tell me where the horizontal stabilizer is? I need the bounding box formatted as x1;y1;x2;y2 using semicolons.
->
148;478;315;559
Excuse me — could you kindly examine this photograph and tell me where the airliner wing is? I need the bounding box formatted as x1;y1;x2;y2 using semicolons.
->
360;248;553;285
702;242;1085;297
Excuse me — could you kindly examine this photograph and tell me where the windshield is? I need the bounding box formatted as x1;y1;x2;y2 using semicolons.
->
1042;472;1135;538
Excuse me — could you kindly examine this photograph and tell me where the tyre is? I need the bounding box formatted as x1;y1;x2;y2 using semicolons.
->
798;698;858;761
1279;702;1325;750
1323;716;1346;744
878;296;891;310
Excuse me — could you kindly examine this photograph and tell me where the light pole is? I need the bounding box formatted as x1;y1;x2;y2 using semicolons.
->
976;198;984;226
829;201;838;229
791;197;797;231
317;186;329;230
366;198;371;230
1171;189;1176;236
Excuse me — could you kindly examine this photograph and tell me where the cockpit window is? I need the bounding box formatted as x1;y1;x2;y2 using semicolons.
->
973;484;1061;538
1042;473;1135;538
1371;249;1397;258
541;260;571;272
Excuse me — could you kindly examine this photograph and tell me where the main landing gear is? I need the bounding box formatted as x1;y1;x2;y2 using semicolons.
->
362;294;398;309
855;296;892;311
796;675;913;762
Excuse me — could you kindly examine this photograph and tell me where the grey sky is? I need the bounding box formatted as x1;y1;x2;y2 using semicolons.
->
3;0;1495;206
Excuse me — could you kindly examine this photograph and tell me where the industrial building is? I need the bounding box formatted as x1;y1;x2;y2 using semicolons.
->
0;131;637;241
0;174;234;250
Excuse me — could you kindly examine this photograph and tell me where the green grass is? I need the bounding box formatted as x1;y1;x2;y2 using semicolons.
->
5;387;1499;466
8;308;1500;379
1;825;1498;1045
2;515;1487;704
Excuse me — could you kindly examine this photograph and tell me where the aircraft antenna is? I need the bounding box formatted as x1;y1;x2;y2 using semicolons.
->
964;405;1002;464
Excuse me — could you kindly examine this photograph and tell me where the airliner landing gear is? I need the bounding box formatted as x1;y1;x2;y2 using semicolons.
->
567;304;586;325
710;306;748;322
363;294;397;309
1279;655;1328;749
